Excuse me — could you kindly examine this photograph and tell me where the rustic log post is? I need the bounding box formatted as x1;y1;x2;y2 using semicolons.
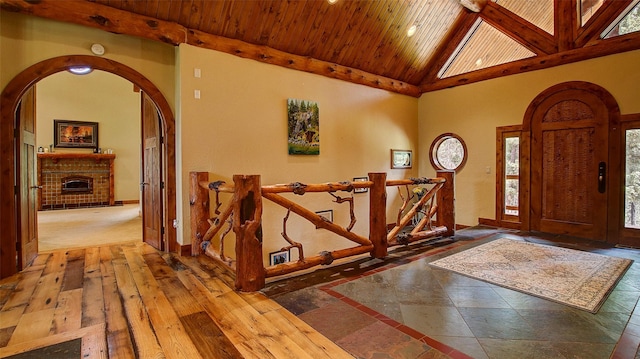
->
369;172;387;258
189;172;210;256
233;175;266;292
436;170;455;237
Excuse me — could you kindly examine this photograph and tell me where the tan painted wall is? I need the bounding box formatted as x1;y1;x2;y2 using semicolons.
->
418;49;640;226
36;71;141;202
0;11;175;109
177;44;419;260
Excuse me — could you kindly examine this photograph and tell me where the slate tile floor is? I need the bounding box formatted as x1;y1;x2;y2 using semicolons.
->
264;227;640;359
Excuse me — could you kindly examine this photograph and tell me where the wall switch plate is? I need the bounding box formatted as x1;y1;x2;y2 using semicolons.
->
194;89;200;99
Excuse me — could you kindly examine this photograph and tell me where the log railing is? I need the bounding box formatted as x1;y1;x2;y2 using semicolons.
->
190;171;454;291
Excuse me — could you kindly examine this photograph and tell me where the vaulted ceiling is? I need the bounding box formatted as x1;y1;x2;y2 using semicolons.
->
2;0;640;97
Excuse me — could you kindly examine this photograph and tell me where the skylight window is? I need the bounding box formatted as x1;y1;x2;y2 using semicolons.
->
603;1;640;39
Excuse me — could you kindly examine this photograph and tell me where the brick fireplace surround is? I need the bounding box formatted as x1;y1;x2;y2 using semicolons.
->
37;153;115;210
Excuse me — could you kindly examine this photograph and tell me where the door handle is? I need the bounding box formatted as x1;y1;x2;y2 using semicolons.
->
598;162;606;193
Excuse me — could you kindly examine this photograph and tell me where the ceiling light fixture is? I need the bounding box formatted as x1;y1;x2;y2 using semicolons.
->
407;25;417;37
68;66;93;75
327;0;338;4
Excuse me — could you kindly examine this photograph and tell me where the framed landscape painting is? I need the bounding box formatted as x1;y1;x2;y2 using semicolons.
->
54;120;99;149
287;98;320;155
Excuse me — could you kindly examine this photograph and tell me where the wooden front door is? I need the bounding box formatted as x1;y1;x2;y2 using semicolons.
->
18;87;38;268
526;82;619;241
141;93;163;250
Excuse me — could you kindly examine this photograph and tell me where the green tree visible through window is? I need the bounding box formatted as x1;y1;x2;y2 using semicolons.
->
625;129;640;228
504;137;519;216
605;2;640;38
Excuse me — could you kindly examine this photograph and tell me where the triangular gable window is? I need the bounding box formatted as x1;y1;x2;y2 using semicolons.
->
603;1;640;39
439;19;535;78
581;0;605;26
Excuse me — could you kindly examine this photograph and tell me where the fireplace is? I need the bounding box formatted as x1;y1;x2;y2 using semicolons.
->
61;176;93;194
37;153;115;210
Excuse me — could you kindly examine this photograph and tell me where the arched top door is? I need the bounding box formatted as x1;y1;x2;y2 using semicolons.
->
520;81;621;243
0;55;177;278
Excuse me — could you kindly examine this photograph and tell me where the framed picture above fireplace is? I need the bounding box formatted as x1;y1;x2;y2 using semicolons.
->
54;120;98;149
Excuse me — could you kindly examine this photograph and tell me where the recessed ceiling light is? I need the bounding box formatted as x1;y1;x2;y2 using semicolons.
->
68;66;93;75
475;58;483;66
407;25;417;37
327;0;338;4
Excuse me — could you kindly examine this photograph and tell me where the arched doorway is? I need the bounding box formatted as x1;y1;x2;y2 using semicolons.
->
520;81;621;244
0;55;177;278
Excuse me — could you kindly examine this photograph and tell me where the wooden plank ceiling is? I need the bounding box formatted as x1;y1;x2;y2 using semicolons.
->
1;0;639;97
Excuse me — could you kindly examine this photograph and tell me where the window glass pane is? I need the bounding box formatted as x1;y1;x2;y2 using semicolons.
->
504;136;519;217
505;137;519;175
436;137;464;170
604;2;640;38
581;0;604;26
505;179;519;216
625;129;640;228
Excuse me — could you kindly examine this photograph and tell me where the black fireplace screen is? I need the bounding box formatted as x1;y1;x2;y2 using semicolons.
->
61;176;93;194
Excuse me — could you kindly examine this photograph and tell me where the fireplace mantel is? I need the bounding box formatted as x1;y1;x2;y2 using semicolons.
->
37;153;115;163
37;153;116;210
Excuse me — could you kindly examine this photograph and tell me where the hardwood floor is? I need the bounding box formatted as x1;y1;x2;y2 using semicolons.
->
0;242;353;359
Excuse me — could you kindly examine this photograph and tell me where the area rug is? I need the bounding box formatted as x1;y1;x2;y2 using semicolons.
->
429;238;633;313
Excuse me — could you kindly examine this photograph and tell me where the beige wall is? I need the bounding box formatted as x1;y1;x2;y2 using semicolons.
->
36;71;141;202
418;49;640;226
177;44;419;259
0;11;175;109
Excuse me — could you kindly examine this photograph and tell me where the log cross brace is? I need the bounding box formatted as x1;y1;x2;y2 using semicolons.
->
280;208;304;261
208;180;226;214
328;192;356;231
218;216;234;263
396;185;415;226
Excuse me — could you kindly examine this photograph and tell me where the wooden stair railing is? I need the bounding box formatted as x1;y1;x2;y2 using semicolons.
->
189;171;455;291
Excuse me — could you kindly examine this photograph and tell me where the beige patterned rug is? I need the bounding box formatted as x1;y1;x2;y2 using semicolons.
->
429;238;633;313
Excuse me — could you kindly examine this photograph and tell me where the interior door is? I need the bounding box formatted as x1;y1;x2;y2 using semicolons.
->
141;92;163;250
17;86;38;268
530;89;610;240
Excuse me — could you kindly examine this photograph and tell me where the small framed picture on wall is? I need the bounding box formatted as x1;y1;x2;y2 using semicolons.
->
269;249;290;265
391;149;412;169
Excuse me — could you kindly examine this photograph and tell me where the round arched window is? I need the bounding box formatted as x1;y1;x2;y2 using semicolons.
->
429;133;467;172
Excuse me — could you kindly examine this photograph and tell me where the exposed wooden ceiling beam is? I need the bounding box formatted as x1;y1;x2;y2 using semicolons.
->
0;0;421;97
420;31;640;93
555;0;579;51
187;28;421;97
1;0;187;44
480;1;557;55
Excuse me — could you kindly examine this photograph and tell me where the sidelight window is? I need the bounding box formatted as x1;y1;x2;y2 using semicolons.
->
496;126;522;225
625;129;640;228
